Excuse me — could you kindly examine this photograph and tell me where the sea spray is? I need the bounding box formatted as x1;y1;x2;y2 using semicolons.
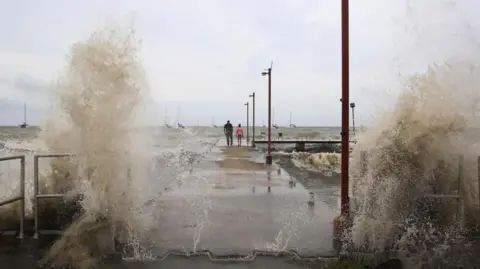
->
348;62;480;267
38;23;151;268
291;152;341;174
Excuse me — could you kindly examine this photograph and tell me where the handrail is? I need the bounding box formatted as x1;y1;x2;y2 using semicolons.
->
0;155;25;239
33;154;75;239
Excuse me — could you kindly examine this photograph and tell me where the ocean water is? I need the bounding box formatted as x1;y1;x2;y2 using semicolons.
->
0;125;343;145
0;125;346;174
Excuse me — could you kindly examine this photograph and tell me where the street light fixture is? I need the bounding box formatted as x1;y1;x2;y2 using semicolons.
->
249;92;256;147
262;62;273;165
244;102;249;144
350;102;356;136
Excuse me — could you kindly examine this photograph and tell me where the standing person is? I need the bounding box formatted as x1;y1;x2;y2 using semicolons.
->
236;124;244;146
224;120;233;146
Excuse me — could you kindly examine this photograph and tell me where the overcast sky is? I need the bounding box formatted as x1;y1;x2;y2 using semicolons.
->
1;0;479;126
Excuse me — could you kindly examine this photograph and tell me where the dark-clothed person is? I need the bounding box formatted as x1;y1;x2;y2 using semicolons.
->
224;120;233;146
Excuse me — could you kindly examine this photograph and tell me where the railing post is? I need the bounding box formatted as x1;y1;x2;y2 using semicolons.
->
457;155;464;229
34;155;39;239
477;156;480;206
32;154;79;237
0;156;27;239
19;156;25;239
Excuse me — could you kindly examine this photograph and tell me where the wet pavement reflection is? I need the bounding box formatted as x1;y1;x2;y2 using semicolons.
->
146;146;339;257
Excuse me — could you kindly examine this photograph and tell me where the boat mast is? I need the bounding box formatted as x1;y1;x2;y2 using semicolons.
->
176;105;181;126
165;108;168;125
24;103;27;124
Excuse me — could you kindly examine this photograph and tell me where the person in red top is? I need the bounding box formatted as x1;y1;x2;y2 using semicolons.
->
236;124;244;146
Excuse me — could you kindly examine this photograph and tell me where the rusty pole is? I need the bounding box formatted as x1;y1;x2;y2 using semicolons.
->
245;102;250;143
249;92;256;147
340;0;350;216
263;64;273;164
268;68;272;156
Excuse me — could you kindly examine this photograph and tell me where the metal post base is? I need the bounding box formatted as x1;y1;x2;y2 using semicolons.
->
265;155;273;165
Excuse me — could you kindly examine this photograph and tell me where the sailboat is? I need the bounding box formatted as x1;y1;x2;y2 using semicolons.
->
272;108;279;129
212;116;217;128
164;108;172;128
175;106;185;129
19;103;28;128
289;112;296;128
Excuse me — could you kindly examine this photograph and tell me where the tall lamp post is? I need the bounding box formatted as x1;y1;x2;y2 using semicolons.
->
340;0;350;217
244;102;249;144
249;92;256;147
262;62;273;165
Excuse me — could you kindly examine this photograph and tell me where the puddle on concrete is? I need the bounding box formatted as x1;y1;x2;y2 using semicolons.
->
217;159;265;170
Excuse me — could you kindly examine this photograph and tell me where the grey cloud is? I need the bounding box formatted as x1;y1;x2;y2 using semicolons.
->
12;73;50;95
0;0;479;127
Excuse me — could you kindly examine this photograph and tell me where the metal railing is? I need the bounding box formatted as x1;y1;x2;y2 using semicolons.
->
0;155;25;239
0;149;473;243
353;152;465;228
424;155;465;228
33;154;74;239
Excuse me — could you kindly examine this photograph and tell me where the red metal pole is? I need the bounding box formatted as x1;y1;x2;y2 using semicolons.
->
340;0;350;216
267;68;272;157
246;102;249;143
251;92;256;147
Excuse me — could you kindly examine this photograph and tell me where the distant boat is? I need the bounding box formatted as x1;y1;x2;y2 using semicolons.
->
164;108;172;128
212;116;217;128
289;112;297;128
175;106;185;129
19;103;28;128
272;108;279;129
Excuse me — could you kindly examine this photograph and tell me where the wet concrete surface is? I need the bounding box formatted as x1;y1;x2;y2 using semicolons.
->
145;146;339;257
276;155;340;210
0;145;340;268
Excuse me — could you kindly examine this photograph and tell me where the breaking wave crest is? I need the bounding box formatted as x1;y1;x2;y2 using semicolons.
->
348;62;480;268
37;23;152;268
291;152;341;174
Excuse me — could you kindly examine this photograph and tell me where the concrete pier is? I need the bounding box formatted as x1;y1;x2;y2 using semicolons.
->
0;145;339;268
147;146;338;257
